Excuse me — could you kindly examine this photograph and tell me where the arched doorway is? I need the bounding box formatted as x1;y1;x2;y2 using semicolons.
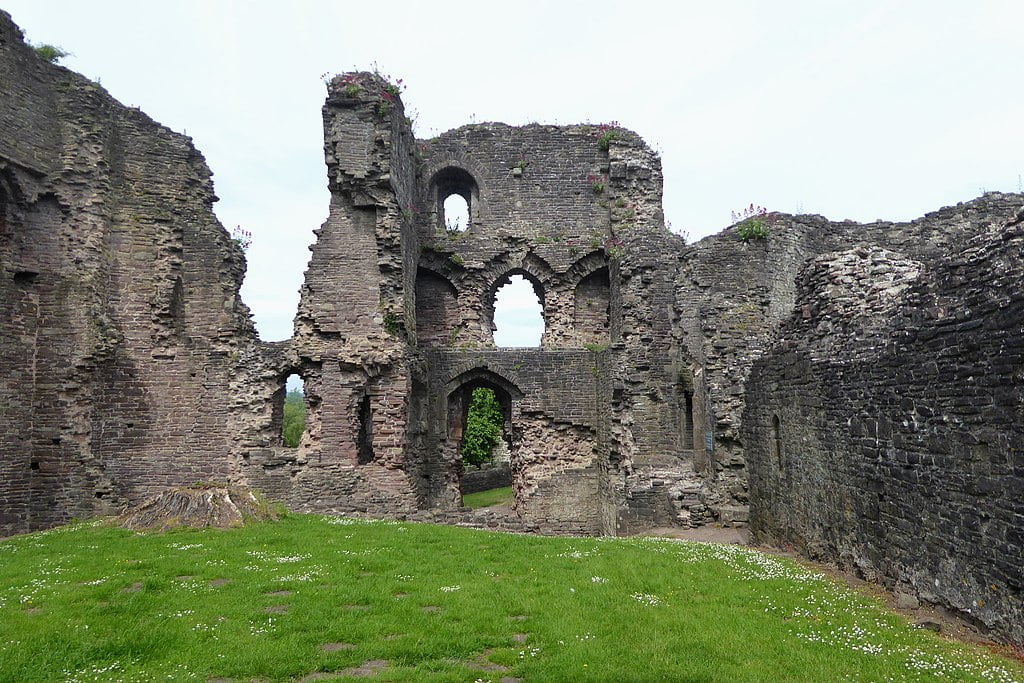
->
444;368;523;508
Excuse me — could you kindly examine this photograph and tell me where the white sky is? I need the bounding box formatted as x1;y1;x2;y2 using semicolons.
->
7;1;1023;344
494;276;543;348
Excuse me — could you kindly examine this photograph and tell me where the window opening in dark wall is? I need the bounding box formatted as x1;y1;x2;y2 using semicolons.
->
770;414;783;469
280;374;305;447
443;193;469;232
432;166;478;233
493;274;543;347
682;391;694;450
357;393;374;464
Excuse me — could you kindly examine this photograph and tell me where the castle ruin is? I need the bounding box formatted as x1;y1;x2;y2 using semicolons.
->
1;13;1020;642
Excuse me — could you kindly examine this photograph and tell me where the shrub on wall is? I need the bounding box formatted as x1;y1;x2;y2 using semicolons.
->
31;43;70;64
461;387;504;466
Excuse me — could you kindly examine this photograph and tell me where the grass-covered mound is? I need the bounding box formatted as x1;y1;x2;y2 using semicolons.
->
0;515;1020;682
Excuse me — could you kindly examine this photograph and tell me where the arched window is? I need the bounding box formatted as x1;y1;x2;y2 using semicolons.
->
492;273;544;347
443;194;469;232
431;167;478;233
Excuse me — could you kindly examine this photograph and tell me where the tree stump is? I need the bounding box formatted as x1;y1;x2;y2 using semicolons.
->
118;485;279;531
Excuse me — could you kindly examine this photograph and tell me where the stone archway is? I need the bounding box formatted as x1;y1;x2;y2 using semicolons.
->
443;368;524;508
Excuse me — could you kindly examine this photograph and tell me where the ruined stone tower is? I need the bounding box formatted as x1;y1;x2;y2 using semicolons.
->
241;73;703;535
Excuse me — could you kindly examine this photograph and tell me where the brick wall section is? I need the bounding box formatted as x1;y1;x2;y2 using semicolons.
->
0;16;59;173
416;124;616;349
745;206;1024;643
420;123;610;239
414;268;459;346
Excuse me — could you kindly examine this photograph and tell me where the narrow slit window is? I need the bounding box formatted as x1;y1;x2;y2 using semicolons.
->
683;391;694;450
279;374;305;447
357;394;374;464
770;414;783;469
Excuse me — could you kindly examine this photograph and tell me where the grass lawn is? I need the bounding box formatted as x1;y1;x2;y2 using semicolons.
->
461;487;512;509
0;515;1021;682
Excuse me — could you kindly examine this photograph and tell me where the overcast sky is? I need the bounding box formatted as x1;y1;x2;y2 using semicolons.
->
7;1;1023;345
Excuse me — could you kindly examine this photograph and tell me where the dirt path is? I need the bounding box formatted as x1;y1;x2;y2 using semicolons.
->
639;525;750;545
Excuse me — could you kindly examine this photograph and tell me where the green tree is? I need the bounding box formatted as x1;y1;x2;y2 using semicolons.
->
281;390;305;447
461;387;504;466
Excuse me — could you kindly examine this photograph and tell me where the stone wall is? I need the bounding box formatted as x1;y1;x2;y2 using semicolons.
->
460;462;511;495
416;123;619;349
252;72;422;516
674;217;838;518
745;200;1024;643
674;193;1024;522
0;38;700;535
0;12;266;536
271;99;705;533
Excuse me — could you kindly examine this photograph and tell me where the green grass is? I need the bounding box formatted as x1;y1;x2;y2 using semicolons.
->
461;486;512;509
0;516;1020;682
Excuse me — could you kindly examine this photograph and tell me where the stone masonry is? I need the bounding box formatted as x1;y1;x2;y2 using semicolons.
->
745;203;1024;643
1;11;1020;643
0;13;264;535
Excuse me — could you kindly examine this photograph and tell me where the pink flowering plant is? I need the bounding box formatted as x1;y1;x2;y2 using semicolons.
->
604;236;626;259
381;78;404;101
593;122;621;151
230;225;252;252
731;204;776;241
337;73;363;97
